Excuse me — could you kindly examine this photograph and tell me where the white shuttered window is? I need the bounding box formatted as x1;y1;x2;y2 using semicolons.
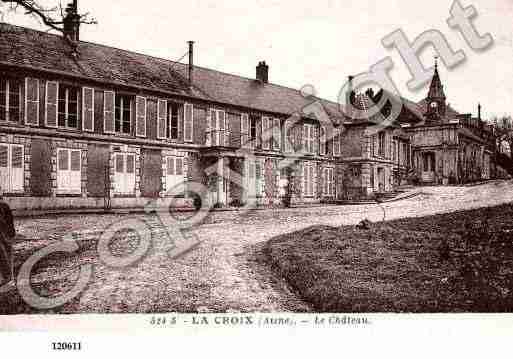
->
57;148;81;194
114;153;136;195
165;156;185;196
0;143;24;193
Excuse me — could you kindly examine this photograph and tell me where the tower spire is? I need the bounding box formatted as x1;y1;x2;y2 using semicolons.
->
427;57;446;100
425;57;447;119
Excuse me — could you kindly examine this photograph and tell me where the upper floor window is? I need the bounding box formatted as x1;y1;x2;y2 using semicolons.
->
0;78;21;123
115;94;132;134
58;84;79;129
303;124;316;153
249;115;258;147
167;102;182;140
378;132;386;157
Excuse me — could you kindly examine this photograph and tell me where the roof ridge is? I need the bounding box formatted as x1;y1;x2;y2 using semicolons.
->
0;21;342;107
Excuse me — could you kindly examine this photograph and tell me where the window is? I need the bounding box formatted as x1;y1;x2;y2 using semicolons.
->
246;160;263;197
378;132;386;157
0;78;21;123
57;84;79;128
240;114;250;148
57;148;81;194
272;118;281;151
115;94;132;134
303;163;315;197
323;167;334;196
303;124;315;153
249;115;258;147
0;143;24;193
114;152;136;194
319;126;327;155
165;156;185;196
207;109;228;146
403;143;408;166
167;102;182;140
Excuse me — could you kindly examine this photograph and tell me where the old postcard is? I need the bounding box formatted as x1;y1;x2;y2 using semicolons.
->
0;0;512;356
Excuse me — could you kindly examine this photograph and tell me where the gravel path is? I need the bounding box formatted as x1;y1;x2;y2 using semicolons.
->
8;180;513;313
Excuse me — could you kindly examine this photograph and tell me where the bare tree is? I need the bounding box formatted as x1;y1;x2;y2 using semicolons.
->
493;115;513;158
0;0;96;35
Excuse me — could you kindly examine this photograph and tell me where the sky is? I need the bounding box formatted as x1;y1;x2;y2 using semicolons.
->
2;0;512;119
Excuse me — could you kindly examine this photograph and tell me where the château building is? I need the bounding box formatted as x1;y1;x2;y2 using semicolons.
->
0;2;497;211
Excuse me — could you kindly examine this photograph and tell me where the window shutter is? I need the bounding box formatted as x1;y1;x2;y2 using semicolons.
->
10;145;23;192
284;120;291;153
176;158;183;176
70;150;81;192
310;126;319;154
114;153;124;194
103;91;115;134
302;125;307;152
273;118;281;150
320;126;326;155
135;96;147;137
126;154;135;173
262;116;270;150
167;157;175;175
82;87;94;132
45;81;58;128
333;129;341;156
157;99;167;139
126;154;136;194
184;103;194;142
25;77;39;125
241;113;249;148
0;145;9;192
218;110;226;146
58;149;69;171
57;149;69;191
256;117;262;148
209;109;217;146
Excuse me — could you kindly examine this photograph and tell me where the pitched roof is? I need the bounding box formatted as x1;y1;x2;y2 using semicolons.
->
0;22;346;121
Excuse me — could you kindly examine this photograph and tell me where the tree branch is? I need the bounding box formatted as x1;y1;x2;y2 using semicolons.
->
0;0;97;35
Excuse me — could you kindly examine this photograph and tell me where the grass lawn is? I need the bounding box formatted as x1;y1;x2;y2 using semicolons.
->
265;203;513;312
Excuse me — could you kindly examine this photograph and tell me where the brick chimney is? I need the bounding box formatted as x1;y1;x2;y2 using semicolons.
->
256;61;269;83
63;0;80;42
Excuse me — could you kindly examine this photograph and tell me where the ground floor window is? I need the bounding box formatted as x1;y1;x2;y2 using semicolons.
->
114;152;136;195
0;143;23;193
57;148;81;194
246;160;264;197
322;167;334;196
303;163;315;197
166;156;185;195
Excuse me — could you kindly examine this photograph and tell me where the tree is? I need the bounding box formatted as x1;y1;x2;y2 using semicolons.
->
493;115;513;158
0;0;96;37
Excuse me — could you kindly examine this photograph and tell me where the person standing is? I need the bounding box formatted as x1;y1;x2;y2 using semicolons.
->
0;189;15;287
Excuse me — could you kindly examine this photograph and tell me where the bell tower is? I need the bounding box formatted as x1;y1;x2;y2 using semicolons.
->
425;57;447;120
